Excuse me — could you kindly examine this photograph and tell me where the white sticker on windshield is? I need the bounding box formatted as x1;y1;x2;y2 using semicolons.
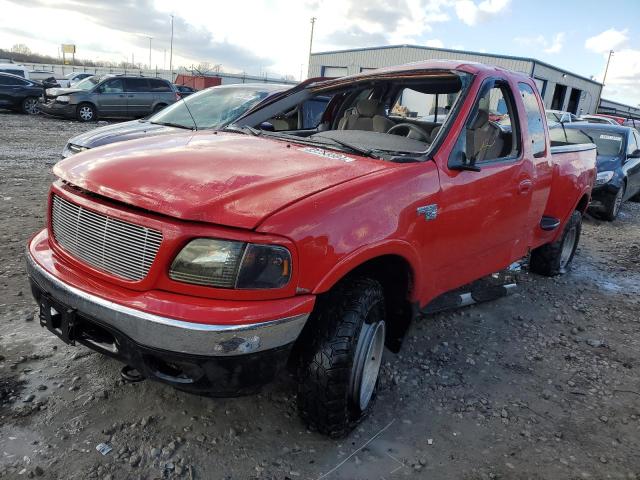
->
299;147;355;163
600;134;622;141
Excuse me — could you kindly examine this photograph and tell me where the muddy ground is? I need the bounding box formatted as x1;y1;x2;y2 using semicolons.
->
0;111;639;480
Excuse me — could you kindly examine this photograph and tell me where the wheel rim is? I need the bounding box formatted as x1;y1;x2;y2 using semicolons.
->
612;187;624;217
24;98;38;114
560;224;577;268
350;320;386;411
79;106;93;121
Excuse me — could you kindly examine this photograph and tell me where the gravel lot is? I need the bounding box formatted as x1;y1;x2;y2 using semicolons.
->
1;111;639;480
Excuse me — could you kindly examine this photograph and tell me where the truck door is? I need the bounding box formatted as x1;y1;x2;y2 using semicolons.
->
433;78;533;291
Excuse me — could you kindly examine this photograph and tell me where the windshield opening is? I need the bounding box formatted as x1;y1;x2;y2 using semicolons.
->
233;71;469;161
150;85;279;130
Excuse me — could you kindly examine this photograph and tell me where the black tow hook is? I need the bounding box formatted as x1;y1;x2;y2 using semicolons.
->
120;365;145;383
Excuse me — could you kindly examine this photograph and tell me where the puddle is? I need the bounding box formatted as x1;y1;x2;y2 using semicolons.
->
571;261;640;295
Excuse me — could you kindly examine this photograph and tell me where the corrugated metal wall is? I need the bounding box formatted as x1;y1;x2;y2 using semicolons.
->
532;63;601;115
310;46;602;113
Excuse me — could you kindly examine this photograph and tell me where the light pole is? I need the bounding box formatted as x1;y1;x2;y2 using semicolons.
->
598;50;614;111
169;14;174;76
147;36;152;70
307;17;316;79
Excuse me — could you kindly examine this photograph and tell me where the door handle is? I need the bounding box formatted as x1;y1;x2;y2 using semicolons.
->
518;179;532;194
118;94;125;97
127;95;134;98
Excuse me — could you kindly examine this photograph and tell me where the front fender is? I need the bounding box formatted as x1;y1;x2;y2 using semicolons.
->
312;239;422;301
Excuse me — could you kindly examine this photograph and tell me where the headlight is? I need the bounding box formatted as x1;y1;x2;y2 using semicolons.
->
56;95;70;103
595;171;614;186
169;239;291;289
62;143;89;157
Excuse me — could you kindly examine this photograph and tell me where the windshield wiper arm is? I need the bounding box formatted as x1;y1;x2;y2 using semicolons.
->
150;121;194;130
222;125;262;136
313;137;381;159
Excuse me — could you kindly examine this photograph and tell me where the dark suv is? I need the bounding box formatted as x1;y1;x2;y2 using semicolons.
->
39;75;178;121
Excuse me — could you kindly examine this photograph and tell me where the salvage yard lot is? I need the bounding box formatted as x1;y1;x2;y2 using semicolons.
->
1;111;639;479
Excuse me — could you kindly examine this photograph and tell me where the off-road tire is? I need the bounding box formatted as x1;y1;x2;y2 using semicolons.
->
530;210;582;276
297;277;385;438
21;96;39;115
76;103;97;122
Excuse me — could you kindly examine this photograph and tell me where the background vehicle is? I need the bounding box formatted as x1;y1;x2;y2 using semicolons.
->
27;62;596;438
550;123;640;220
580;114;619;125
56;72;94;88
546;109;580;124
0;63;32;79
175;85;196;97
0;72;44;114
62;83;289;157
39;75;178;122
590;113;626;125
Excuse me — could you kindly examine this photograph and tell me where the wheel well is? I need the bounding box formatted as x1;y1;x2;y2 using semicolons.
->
287;255;414;372
334;255;415;352
576;194;589;213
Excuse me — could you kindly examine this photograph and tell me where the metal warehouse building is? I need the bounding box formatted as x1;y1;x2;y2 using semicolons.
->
309;45;603;115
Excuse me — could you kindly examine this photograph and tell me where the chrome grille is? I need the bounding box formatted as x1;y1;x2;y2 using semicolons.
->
51;195;163;281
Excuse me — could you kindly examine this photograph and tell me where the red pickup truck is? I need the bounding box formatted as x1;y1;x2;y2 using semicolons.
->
26;61;596;437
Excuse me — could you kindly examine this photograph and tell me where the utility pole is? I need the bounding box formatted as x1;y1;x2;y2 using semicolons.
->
169;14;174;77
147;36;153;70
307;16;316;79
598;50;614;111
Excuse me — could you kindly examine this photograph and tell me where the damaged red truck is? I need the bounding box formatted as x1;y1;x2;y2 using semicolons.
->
26;61;596;437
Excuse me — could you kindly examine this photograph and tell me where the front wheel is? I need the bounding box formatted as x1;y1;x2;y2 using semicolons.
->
76;103;97;122
530;210;582;276
21;97;39;115
297;277;386;438
602;183;625;221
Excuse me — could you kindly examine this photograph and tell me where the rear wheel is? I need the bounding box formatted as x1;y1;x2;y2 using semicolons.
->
76;103;96;122
530;210;582;276
153;103;167;114
297;277;386;438
21;97;39;115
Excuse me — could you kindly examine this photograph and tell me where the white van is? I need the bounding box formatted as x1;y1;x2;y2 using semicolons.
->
0;63;31;79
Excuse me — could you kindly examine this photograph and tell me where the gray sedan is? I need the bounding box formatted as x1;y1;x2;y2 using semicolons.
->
62;83;289;157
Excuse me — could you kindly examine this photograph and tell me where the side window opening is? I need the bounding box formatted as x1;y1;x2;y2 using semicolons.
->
452;80;521;166
518;82;546;157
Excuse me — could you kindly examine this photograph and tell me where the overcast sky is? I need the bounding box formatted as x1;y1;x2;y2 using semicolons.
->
0;0;638;105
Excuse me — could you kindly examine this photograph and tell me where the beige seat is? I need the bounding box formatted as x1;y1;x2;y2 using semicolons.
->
466;110;505;161
338;99;394;133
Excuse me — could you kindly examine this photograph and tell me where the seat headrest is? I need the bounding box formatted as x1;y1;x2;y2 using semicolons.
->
471;109;489;129
430;125;442;142
356;99;381;118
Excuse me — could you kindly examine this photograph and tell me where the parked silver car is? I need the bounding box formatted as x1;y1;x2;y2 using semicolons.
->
39;75;178;121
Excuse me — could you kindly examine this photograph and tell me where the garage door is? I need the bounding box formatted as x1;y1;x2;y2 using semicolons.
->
322;66;348;78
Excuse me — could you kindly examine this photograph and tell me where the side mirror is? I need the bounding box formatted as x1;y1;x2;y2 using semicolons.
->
560;113;571;124
259;121;275;132
450;151;481;172
629;149;640;159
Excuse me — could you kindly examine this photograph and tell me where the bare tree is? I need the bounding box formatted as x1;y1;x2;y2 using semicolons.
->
11;43;31;55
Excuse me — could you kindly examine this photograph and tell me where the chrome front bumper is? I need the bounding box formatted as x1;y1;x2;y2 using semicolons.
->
26;252;308;357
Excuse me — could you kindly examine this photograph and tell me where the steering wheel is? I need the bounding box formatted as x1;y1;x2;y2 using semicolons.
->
386;123;431;142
